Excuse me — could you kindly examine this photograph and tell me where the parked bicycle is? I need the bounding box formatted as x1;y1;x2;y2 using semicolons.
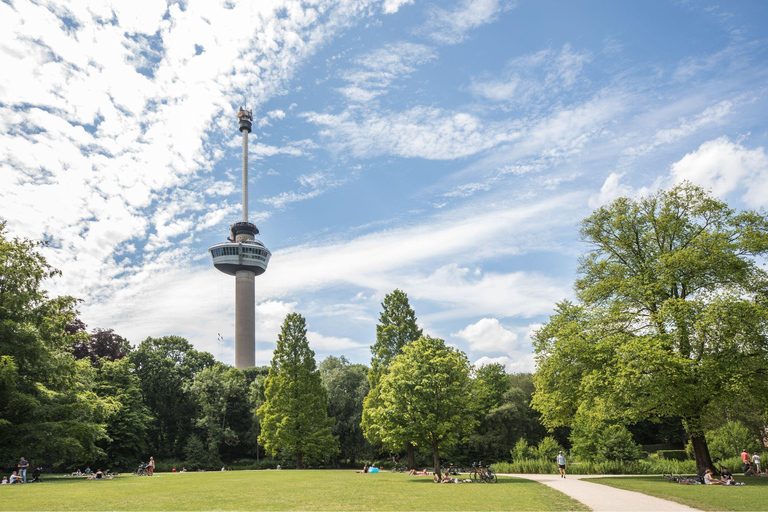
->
481;465;497;483
134;462;150;476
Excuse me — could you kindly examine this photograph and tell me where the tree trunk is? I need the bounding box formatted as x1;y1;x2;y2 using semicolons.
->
433;441;441;478
685;416;714;475
407;443;415;470
690;433;714;475
297;452;303;469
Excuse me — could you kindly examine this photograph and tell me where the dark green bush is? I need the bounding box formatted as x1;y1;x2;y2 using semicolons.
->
656;450;688;461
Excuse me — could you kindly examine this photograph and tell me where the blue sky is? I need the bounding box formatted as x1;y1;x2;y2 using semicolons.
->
2;0;768;371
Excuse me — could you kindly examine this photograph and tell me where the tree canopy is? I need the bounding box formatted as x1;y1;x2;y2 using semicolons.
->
0;222;112;466
532;183;768;473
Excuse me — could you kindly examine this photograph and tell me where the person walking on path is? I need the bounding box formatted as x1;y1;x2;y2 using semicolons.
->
147;456;155;476
18;457;29;483
752;452;761;473
557;451;567;478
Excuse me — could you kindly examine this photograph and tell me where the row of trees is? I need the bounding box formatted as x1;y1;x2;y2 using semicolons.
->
5;183;763;475
0;222;546;471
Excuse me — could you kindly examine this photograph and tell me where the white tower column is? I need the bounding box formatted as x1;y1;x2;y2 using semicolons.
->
242;128;248;223
235;269;256;369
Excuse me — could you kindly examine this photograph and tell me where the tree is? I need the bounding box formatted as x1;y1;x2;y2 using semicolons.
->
186;364;250;465
532;183;768;474
93;358;153;470
70;326;131;364
362;289;422;468
129;336;215;458
463;371;550;465
367;336;475;477
0;222;112;466
258;313;337;467
319;356;371;465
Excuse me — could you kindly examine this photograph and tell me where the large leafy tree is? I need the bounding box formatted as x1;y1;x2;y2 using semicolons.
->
368;336;475;476
129;336;215;458
319;356;371;465
0;222;112;467
362;289;422;467
186;363;251;464
532;183;768;473
258;313;337;467
93;358;153;470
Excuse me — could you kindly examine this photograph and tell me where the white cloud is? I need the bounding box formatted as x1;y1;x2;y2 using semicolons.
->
338;42;437;103
382;0;414;14
305;106;521;159
76;190;579;357
473;354;535;373
589;172;635;208
671;137;768;207
469;44;592;106
422;0;516;45
0;0;384;309
622;100;736;158
261;172;348;209
453;318;517;353
307;331;368;351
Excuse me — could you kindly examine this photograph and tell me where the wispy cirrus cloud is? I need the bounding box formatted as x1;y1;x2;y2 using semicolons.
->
421;0;516;45
337;42;437;103
469;44;592;107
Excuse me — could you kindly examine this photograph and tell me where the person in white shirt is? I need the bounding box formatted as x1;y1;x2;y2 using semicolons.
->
557;451;567;478
753;453;761;473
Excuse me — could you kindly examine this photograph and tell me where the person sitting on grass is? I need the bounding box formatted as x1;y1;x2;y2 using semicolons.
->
721;467;735;485
743;462;757;477
9;471;23;484
1;477;7;485
704;469;722;485
356;463;369;473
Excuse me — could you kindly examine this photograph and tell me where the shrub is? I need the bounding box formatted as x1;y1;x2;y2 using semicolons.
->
511;438;533;462
536;437;563;460
657;450;688;461
491;456;696;475
570;414;642;462
704;422;761;461
597;424;643;462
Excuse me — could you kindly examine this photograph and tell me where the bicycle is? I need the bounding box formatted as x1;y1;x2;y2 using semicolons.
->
481;466;498;483
469;461;483;481
134;462;149;476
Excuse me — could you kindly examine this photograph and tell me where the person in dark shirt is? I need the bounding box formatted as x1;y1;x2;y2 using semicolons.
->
18;457;29;483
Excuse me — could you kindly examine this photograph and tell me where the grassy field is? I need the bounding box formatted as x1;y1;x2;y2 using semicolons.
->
586;475;768;511
0;470;589;511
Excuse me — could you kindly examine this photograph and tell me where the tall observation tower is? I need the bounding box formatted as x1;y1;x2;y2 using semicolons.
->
209;107;271;369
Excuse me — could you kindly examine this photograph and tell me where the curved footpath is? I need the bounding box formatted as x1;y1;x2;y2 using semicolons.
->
500;474;701;512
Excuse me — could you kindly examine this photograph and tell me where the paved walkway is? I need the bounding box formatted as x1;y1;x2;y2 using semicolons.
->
501;474;701;512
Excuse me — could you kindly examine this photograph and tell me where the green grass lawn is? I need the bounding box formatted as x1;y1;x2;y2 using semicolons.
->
0;471;588;511
585;475;768;511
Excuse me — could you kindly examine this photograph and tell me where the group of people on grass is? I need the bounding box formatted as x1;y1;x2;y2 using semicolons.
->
1;457;30;485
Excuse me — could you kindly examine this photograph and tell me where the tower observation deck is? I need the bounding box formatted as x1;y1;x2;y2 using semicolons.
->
208;107;271;369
